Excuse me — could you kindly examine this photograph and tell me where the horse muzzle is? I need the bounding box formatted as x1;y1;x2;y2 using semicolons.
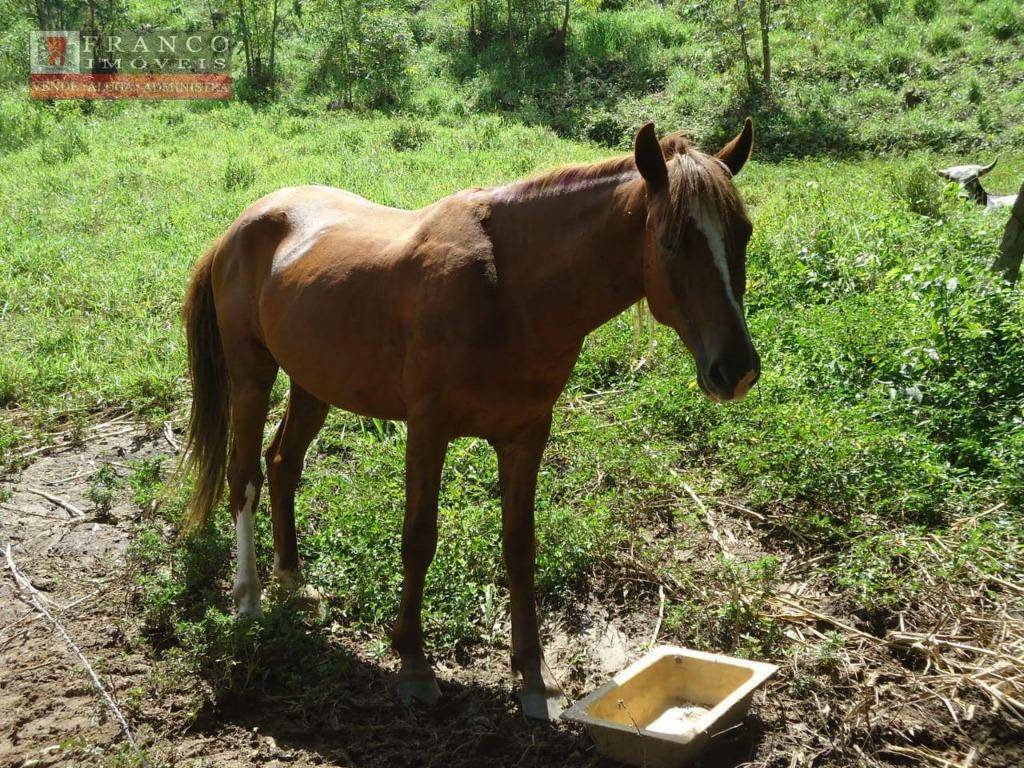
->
699;350;760;402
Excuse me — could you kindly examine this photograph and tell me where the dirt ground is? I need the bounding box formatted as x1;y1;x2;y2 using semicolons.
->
1;422;1021;768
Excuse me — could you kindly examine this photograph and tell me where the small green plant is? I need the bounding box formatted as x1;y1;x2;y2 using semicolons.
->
866;0;893;24
389;121;430;152
39;122;88;163
223;157;257;191
813;631;844;674
926;20;960;54
85;464;121;517
912;0;939;21
889;160;943;218
128;456;164;510
967;77;983;105
834;532;928;614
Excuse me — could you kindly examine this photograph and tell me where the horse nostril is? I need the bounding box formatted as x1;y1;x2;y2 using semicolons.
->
707;361;730;393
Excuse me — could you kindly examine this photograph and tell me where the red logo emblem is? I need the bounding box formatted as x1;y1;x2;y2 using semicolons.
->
45;35;68;66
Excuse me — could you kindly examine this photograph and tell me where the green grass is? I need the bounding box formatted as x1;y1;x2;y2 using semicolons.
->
0;99;605;427
401;0;1024;155
1;92;1022;706
5;0;1022;157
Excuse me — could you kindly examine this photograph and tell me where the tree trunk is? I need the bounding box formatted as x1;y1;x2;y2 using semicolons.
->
734;0;757;94
759;0;771;96
992;180;1024;284
268;0;279;93
236;0;253;80
337;0;352;106
507;0;515;49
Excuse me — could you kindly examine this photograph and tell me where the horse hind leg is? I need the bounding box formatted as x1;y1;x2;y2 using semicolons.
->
265;382;329;614
226;360;277;619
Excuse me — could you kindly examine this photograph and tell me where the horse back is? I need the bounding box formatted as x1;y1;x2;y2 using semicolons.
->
211;185;522;425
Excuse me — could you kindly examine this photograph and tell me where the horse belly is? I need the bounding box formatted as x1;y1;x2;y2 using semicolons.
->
259;270;409;420
273;338;408;420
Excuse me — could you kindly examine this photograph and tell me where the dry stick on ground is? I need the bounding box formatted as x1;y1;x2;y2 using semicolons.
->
681;482;727;553
649;584;666;648
17;424;137;462
48;465;100;486
162;421;180;452
883;744;978;768
1;504;66;522
24;487;86;517
773;594;1024;724
4;544;149;766
0;590;100;650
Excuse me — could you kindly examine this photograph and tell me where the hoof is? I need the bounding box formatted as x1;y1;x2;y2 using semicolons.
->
232;579;263;619
234;592;263;619
292;584;326;619
276;572;326;619
396;673;442;706
519;688;564;721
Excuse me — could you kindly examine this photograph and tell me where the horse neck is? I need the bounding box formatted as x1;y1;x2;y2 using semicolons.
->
487;170;648;350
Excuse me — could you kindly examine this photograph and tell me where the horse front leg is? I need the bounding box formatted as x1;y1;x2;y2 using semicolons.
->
391;416;449;705
494;414;564;720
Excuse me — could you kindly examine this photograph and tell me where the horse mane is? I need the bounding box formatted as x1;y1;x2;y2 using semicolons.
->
492;154;638;203
493;132;744;225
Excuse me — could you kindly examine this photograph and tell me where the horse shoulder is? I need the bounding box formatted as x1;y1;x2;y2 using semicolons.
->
406;192;495;274
401;193;504;346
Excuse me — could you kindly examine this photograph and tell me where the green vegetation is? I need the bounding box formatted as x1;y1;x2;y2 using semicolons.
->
3;0;1024;154
0;0;1021;757
3;95;1019;678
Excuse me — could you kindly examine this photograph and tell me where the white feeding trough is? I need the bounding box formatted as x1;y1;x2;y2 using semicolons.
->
561;646;777;768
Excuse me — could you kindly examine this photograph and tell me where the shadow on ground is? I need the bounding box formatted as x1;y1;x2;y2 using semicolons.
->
172;597;769;768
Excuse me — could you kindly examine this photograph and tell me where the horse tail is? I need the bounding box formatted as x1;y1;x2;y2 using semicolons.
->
179;237;230;532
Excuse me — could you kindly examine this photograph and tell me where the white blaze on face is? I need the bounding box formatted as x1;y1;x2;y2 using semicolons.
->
232;481;262;618
690;200;744;320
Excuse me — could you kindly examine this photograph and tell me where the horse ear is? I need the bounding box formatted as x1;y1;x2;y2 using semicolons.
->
635;122;667;190
716;117;754;176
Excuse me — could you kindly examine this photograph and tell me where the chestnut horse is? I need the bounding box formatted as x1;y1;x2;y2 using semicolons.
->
180;120;759;719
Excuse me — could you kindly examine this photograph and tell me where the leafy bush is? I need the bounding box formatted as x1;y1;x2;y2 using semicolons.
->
305;0;413;109
0;94;52;153
389;120;430;151
359;9;414;107
888;159;946;218
0;15;31;86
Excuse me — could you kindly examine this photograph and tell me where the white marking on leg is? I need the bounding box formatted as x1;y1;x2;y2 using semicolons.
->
232;482;262;618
